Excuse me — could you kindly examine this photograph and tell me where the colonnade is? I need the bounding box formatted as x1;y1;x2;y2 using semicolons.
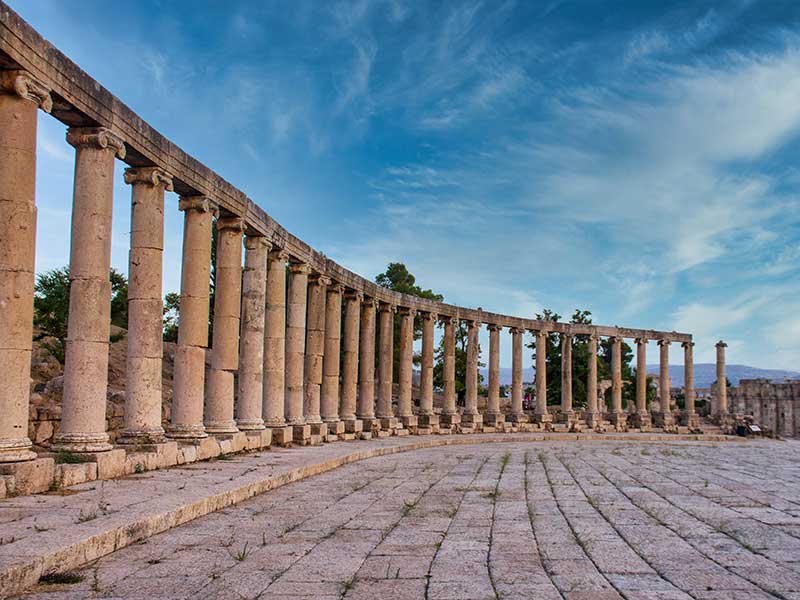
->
0;62;725;464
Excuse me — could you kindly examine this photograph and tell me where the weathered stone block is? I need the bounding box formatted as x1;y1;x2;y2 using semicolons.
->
92;448;126;479
56;462;98;488
245;429;272;450
0;457;54;495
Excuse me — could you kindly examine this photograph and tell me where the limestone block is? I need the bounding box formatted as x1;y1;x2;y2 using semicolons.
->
0;271;35;346
92;448;126;480
325;421;345;436
245;429;272;450
0;458;54;495
195;436;222;461
416;427;432;436
65;279;112;342
293;425;312;444
309;423;328;438
0;202;36;272
268;426;294;448
344;419;363;434
177;443;197;465
56;462;98;488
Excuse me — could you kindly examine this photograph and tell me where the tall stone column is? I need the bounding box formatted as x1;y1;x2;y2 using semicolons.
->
462;320;481;430
440;316;460;429
52;127;125;453
167;197;215;440
715;340;728;421
204;216;245;435
418;312;439;430
485;324;504;428
508;328;527;423
533;331;551;425
357;298;380;433
683;341;698;428
0;71;50;462
584;334;600;428
377;303;397;430
303;273;328;438
653;339;674;428
236;235;270;432
397;307;417;430
286;262;311;442
263;249;292;445
340;290;363;435
609;336;625;429
118;167;173;446
321;283;344;435
559;333;575;424
630;338;651;429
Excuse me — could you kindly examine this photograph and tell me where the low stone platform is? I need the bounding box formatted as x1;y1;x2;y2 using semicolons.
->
0;432;755;597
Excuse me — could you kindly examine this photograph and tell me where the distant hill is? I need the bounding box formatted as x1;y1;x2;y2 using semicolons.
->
480;365;800;388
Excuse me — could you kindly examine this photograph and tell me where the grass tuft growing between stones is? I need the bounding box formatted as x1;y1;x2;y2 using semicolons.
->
54;451;94;465
39;572;84;585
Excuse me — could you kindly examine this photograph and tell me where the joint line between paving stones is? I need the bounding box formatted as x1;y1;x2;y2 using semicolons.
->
486;451;510;600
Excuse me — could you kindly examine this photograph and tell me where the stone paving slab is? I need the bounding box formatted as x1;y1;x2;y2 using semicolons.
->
0;432;756;598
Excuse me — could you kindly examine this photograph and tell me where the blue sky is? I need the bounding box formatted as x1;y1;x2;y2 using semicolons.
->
10;0;800;370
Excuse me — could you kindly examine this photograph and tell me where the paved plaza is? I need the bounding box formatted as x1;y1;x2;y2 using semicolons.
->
13;439;800;599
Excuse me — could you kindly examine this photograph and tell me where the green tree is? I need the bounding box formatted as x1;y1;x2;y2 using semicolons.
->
33;267;129;363
375;262;443;379
525;309;562;406
163;292;181;342
432;319;484;404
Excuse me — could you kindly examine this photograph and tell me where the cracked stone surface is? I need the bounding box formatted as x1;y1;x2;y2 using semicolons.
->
14;440;800;599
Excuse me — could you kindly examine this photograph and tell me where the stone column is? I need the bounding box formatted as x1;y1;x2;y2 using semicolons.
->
118;167;173;446
609;336;625;429
340;290;363;435
0;71;50;462
559;333;575;425
377;303;397;431
204;216;245;435
418;312;439;430
533;331;551;425
485;324;504;428
440;316;460;429
630;338;651;429
715;340;728;421
462;319;481;430
303;272;328;438
683;341;698;428
52;127;125;453
236;235;271;432
584;334;600;428
508;328;527;424
653;339;674;428
357;298;380;433
321;283;344;437
397;307;417;431
286;262;311;442
263;249;292;445
167;197;215;440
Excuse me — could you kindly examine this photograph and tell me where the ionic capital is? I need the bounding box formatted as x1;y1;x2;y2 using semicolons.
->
66;127;126;159
289;262;312;275
309;273;332;287
216;216;245;233
268;248;289;263
486;323;502;332
124;166;174;191
378;302;397;314
716;340;727;348
398;306;417;317
1;70;52;112
635;337;647;346
419;311;438;321
658;339;671;347
509;327;522;335
682;341;695;349
438;315;455;326
361;296;378;308
344;289;364;302
179;195;218;216
244;235;272;251
560;332;573;340
326;281;346;295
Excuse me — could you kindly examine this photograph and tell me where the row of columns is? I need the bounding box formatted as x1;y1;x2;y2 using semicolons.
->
0;69;729;462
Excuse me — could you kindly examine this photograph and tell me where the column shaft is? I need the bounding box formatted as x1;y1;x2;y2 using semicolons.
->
236;235;270;430
585;335;599;424
321;285;343;422
376;303;395;420
510;328;525;421
611;337;623;417
357;299;377;421
263;250;287;426
285;263;310;425
464;320;479;415
54;128;124;452
303;273;328;425
169;197;215;439
119;167;173;445
683;341;697;424
418;312;437;422
487;325;501;414
636;339;647;413
0;71;50;461
441;317;457;416
658;340;671;421
205;216;245;434
560;333;573;419
534;331;550;422
397;308;416;420
340;291;362;421
716;341;728;417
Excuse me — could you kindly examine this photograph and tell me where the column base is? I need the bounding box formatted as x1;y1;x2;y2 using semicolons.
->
293;424;312;445
266;425;294;447
360;417;383;435
309;422;328;438
379;416;399;431
418;413;439;427
507;413;529;424
0;457;55;494
324;420;345;442
461;413;482;426
244;429;272;450
399;415;418;431
203;420;239;435
117;427;166;446
439;413;460;432
628;411;651;430
0;438;37;463
557;410;577;425
50;432;113;454
533;412;553;425
653;411;675;428
342;418;363;440
583;411;603;429
166;423;208;440
236;419;266;431
680;411;701;429
607;412;628;431
483;413;505;428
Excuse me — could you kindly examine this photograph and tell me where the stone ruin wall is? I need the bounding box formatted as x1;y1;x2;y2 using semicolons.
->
728;379;800;438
